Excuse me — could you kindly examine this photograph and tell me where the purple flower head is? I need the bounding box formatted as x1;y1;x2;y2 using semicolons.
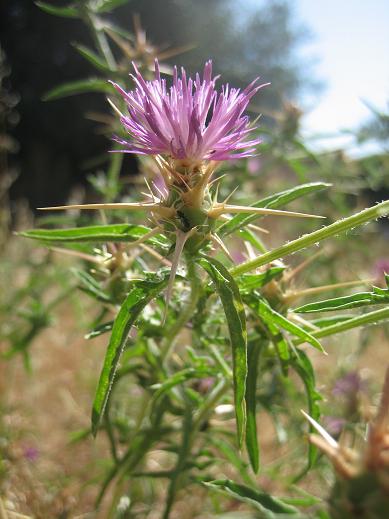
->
111;60;268;163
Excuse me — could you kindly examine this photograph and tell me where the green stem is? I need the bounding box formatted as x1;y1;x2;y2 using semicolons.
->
162;401;193;519
105;151;123;202
231;200;389;276
160;260;201;362
79;4;116;70
104;398;118;463
294;307;389;344
192;378;230;432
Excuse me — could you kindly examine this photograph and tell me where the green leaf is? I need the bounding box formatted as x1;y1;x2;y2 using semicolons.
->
238;228;267;253
85;321;114;339
308;315;354;328
294;288;389;313
237;267;285;294
292;350;321;470
20;224;168;248
42;78;113;101
207;437;252;485
36;1;79;18
257;300;325;353
219;182;330;236
204;479;299;516
95;0;130;12
73;269;112;303
72;43;113;73
150;367;213;403
199;256;247;447
91;273;169;436
245;340;262;473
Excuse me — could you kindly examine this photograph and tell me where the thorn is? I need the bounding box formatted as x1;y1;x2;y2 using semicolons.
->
38;202;176;219
284;250;323;282
286;278;374;304
208;204;326;220
140;244;172;267
218;214;268;234
107;97;124;118
126;227;162;248
211;233;234;261
162;229;195;325
49;247;103;264
301;409;338;449
144;177;157;203
221;185;239;205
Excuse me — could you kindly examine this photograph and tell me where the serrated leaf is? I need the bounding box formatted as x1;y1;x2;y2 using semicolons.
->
219;182;330;236
199;256;247;447
20;224;168;248
204;479;299;516
95;0;130;12
43;78;113;101
91;273;169;435
295;288;389;313
73;43;113;73
245;340;262;473
36;1;79;18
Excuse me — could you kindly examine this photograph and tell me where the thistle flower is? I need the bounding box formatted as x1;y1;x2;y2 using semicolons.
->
111;60;267;164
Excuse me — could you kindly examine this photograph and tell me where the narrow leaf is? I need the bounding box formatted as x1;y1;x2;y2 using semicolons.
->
199;256;247;447
292;350;321;469
36;1;79;18
85;321;114;339
295;289;389;313
245;340;262;473
73;43;113;73
257;300;325;353
91;273;169;435
204;479;299;516
151;367;213;403
74;269;112;303
95;0;130;12
237;267;285;293
43;78;113;101
20;224;168;248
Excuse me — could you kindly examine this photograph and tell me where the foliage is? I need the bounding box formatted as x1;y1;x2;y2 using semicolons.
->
1;1;389;518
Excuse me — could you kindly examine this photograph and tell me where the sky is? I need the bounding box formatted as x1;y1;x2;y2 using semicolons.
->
240;0;389;155
294;0;389;155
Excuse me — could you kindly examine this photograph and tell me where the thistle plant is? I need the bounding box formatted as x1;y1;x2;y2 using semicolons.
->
20;48;389;518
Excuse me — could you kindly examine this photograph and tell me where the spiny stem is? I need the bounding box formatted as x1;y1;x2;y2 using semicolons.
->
231;199;389;276
160;260;201;362
294;307;389;344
